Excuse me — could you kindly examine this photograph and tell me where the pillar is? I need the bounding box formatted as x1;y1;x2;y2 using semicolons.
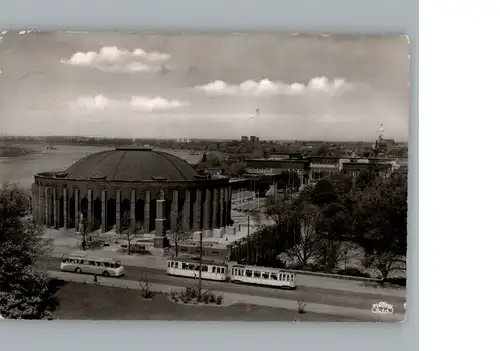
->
63;188;68;229
144;190;150;233
194;189;202;231
39;186;45;225
203;189;211;230
226;187;232;225
156;199;165;236
45;187;50;227
219;188;225;227
74;188;80;230
101;190;107;232
130;189;136;233
182;189;191;231
87;189;93;230
53;187;58;229
116;189;121;233
212;188;218;228
170;190;179;231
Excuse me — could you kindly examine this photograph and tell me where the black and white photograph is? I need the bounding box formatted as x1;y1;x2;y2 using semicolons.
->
0;31;409;322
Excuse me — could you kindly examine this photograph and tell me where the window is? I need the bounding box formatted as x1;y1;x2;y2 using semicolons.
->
202;265;208;272
262;272;269;279
221;268;225;274
212;267;216;273
182;263;188;269
271;273;278;280
254;271;261;278
216;267;221;274
245;270;253;277
104;262;110;268
290;275;294;281
167;262;171;268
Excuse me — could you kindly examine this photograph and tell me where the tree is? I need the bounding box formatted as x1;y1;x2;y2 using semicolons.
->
353;174;408;281
310;143;330;156
284;203;321;268
0;183;59;319
120;211;136;255
171;216;191;258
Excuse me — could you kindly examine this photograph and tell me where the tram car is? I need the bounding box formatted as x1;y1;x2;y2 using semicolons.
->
166;257;228;281
230;264;296;290
165;258;297;290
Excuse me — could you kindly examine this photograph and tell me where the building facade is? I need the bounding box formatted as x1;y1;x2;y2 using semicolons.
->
31;147;232;245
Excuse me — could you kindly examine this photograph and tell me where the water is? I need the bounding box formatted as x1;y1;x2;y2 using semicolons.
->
0;144;203;190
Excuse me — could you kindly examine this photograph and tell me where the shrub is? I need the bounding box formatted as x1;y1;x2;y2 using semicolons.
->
336;267;370;278
216;295;223;305
209;293;216;303
139;276;155;299
297;300;306;314
384;277;406;287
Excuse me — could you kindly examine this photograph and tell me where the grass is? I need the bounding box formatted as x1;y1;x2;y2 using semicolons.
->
52;282;358;321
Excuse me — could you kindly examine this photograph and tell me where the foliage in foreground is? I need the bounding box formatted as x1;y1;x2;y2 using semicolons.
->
0;183;59;319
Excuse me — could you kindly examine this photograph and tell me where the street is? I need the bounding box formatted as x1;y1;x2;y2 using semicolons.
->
39;256;406;315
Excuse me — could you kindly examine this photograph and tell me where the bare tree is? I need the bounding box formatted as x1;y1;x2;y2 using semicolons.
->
120;211;136;255
285;203;321;268
171;216;191;257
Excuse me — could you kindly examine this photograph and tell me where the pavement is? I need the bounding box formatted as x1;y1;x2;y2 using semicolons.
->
47;270;405;322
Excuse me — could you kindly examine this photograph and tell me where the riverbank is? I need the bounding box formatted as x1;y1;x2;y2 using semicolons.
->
0;145;36;157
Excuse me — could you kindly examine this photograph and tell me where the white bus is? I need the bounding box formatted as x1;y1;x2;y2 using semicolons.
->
60;253;125;277
166;258;228;282
229;264;296;289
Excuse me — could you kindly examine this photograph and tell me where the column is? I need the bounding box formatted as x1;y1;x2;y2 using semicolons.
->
144;190;150;233
226;187;232;225
182;189;191;231
87;189;93;230
39;186;45;225
63;188;68;229
212;188;218;228
194;189;202;231
156;199;165;236
115;189;121;233
219;188;225;227
170;190;179;231
100;190;107;232
53;187;58;229
203;189;211;230
74;188;80;230
45;187;50;227
130;189;136;233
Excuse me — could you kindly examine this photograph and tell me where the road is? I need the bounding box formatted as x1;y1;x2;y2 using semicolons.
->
39;257;406;315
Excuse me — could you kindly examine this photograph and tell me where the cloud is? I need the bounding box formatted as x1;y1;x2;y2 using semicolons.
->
72;95;189;112
61;46;171;73
195;77;354;97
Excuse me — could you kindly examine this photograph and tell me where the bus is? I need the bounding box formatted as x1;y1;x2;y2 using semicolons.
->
60;253;125;277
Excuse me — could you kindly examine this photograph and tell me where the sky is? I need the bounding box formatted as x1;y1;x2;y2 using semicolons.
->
0;31;410;141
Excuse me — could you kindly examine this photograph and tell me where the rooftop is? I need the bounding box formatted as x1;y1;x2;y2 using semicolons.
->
60;147;200;182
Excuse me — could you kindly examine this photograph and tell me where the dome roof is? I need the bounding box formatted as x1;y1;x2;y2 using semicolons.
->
65;147;199;182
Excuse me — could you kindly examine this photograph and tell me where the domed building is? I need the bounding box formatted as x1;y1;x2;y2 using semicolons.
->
31;147;232;247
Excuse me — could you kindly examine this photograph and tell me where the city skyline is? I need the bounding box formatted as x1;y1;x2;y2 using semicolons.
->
0;32;410;141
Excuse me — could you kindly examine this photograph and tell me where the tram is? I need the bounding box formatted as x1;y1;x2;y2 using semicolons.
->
166;257;228;281
165;258;297;289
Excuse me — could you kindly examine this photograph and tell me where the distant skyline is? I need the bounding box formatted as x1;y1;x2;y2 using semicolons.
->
0;32;410;141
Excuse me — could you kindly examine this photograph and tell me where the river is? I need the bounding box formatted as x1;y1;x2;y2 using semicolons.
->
0;144;203;190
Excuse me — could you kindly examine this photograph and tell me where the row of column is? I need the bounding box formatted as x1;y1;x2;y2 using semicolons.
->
33;185;232;235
